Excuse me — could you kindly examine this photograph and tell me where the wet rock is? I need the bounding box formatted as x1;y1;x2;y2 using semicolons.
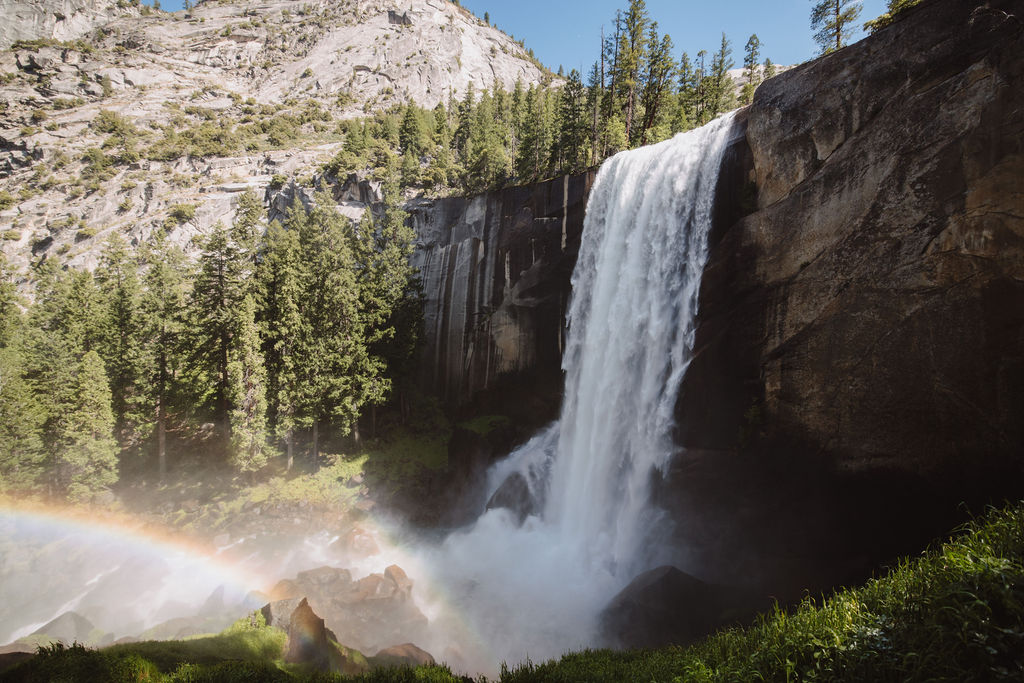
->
599;566;767;649
266;565;428;654
671;0;1024;601
485;472;536;524
371;642;436;668
283;598;333;669
31;611;102;645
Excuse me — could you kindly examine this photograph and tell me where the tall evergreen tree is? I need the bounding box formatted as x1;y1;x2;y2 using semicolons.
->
95;235;144;443
638;26;676;145
257;220;303;469
228;294;270;474
54;349;118;501
740;34;762;105
189;223;245;431
288;195;363;461
616;0;650;143
709;33;736;118
674;51;697;132
554;69;589;174
0;346;45;492
811;0;863;54
139;232;188;479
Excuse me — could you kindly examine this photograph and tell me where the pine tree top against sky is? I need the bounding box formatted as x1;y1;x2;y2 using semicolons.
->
147;0;890;69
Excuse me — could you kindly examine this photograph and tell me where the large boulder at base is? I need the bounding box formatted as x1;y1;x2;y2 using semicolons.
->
274;598;369;675
485;472;537;524
600;566;769;649
283;598;333;669
370;642;436;668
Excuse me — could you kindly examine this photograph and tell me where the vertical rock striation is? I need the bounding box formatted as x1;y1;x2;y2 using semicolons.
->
408;171;594;415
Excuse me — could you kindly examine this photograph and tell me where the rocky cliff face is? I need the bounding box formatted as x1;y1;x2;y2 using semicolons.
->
0;0;132;50
0;0;550;276
670;0;1024;596
409;171;593;416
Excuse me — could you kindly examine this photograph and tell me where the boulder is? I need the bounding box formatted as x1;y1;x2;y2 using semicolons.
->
31;611;105;645
265;566;428;654
485;472;536;524
599;566;768;649
283;598;333;670
371;642;436;668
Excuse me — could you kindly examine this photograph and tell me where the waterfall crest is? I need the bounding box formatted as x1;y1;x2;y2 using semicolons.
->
418;112;740;671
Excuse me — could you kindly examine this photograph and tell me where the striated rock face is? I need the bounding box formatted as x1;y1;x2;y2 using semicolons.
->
0;0;131;50
408;171;594;414
671;0;1024;596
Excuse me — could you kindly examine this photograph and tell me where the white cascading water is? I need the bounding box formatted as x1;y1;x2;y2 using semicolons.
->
415;112;741;673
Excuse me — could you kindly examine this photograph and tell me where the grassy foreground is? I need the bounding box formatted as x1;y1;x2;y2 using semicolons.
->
5;502;1024;682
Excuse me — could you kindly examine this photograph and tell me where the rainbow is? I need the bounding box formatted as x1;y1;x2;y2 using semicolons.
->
0;499;273;646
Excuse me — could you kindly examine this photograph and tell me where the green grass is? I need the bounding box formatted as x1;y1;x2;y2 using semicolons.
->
500;500;1024;682
5;501;1024;681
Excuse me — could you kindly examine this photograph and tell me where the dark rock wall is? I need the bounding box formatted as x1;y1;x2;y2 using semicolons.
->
671;0;1024;596
408;171;594;417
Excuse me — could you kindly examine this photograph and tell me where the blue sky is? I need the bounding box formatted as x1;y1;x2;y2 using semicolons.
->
152;0;890;71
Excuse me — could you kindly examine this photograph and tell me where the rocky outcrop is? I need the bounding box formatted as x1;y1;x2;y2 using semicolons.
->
670;0;1024;596
409;171;594;415
370;642;436;668
0;0;130;50
600;566;767;649
0;0;551;277
267;565;428;654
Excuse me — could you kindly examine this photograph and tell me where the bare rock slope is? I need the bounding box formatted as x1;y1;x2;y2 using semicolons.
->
0;0;549;277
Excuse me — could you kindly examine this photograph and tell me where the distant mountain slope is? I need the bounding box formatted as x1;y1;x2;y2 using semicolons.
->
0;0;551;277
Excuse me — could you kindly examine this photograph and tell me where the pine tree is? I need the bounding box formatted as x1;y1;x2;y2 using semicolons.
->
740;34;762;105
139;232;188;479
189;223;245;432
864;0;919;32
709;33;736;118
811;0;863;54
95;235;144;444
555;69;589;174
0;256;19;349
55;350;119;501
586;61;603;166
0;347;45;492
674;51;697;133
694;49;709;125
228;295;270;474
257;220;304;469
616;0;650;144
764;58;777;81
288;195;363;462
638;25;676;146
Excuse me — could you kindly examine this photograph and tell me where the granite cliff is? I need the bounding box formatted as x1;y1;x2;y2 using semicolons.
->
669;0;1024;596
411;0;1024;601
0;0;550;276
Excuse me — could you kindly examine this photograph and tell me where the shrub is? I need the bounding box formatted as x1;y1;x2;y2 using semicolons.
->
0;190;14;210
166;203;197;227
2;229;21;240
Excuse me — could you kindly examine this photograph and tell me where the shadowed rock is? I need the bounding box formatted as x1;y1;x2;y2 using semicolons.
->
600;566;768;649
371;642;436;668
486;472;536;524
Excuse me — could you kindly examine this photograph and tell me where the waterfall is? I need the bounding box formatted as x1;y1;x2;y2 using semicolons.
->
416;112;740;672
